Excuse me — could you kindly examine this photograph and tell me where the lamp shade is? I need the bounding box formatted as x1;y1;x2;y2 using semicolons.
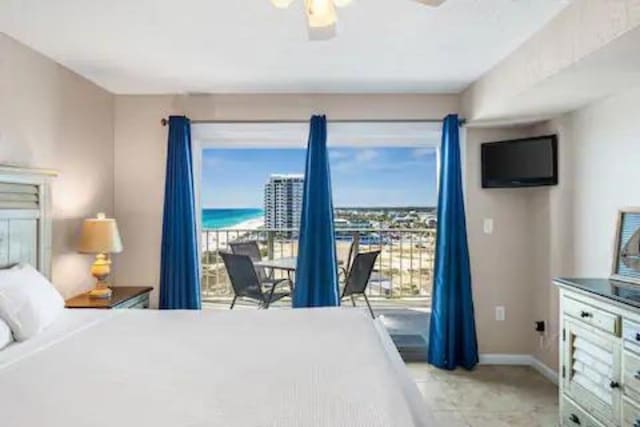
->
271;0;295;8
77;213;123;254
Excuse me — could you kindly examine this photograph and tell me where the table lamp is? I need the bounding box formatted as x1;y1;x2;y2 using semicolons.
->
77;212;123;299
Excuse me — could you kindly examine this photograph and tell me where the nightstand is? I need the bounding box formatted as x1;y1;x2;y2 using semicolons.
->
65;286;153;309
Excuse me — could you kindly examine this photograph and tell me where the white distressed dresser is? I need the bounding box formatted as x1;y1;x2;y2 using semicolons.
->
557;278;640;427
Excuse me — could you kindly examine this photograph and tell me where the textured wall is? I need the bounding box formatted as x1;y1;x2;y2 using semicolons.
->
463;0;640;122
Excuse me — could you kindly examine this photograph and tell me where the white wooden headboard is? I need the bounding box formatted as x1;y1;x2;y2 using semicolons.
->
0;165;57;279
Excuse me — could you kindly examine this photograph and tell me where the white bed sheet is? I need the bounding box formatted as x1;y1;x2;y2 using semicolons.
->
0;308;113;369
0;308;433;427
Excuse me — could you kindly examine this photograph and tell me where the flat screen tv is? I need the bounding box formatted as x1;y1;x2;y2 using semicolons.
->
481;135;558;188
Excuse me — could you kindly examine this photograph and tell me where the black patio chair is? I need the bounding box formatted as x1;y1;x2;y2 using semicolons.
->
229;240;293;291
219;251;290;309
229;241;267;276
339;233;360;283
341;250;381;319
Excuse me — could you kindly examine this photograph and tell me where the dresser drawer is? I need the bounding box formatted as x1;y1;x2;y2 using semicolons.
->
623;398;640;427
624;350;640;401
564;297;620;335
623;320;640;345
114;293;149;309
562;396;605;427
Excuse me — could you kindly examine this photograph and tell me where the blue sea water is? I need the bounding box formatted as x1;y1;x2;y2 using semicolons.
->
202;208;264;229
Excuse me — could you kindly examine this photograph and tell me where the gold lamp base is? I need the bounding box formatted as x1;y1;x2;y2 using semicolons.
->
89;253;112;299
88;286;112;299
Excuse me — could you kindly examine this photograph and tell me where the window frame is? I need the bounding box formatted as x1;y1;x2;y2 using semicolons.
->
191;120;466;273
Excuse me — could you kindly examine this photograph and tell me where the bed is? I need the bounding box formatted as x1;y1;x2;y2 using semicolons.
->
0;166;432;427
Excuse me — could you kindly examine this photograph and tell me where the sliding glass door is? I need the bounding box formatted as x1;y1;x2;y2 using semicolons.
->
192;121;443;307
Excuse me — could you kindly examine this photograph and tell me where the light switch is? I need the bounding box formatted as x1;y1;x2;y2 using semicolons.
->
495;306;505;321
483;218;494;234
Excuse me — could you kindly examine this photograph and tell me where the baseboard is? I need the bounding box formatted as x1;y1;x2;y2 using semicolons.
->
479;353;559;385
479;353;534;365
530;357;559;386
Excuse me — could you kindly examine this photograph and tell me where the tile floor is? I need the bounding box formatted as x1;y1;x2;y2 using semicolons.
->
407;363;559;427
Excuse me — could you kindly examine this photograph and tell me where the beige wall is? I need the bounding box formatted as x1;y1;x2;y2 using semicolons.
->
559;88;640;276
459;0;640;371
465;119;578;370
529;87;640;370
112;96;176;305
0;33;114;298
465;126;549;356
112;94;460;306
518;116;575;372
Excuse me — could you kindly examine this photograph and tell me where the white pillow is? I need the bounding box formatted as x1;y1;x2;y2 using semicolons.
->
0;318;13;350
0;263;64;341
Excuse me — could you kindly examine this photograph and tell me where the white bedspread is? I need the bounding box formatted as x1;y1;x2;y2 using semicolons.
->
0;308;432;427
0;309;111;369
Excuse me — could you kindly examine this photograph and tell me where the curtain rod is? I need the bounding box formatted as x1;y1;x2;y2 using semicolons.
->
160;118;466;126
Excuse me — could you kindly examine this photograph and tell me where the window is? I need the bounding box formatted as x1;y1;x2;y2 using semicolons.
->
192;121;441;307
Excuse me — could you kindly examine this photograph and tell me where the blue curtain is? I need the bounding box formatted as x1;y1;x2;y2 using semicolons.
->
293;115;340;308
159;116;202;310
428;114;478;370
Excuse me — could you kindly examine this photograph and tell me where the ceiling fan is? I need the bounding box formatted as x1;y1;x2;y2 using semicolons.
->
271;0;447;38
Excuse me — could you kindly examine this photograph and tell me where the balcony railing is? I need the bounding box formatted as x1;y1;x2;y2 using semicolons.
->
201;228;435;303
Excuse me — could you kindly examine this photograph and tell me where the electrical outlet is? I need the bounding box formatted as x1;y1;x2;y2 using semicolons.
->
495;306;505;321
483;218;494;234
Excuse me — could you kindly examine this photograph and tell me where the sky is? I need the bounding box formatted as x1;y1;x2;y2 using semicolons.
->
201;147;437;209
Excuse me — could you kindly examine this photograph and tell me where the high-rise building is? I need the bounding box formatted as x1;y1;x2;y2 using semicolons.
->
264;174;304;230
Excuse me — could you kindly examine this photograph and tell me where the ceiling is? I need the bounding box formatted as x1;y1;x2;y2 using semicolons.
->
0;0;569;94
469;25;640;125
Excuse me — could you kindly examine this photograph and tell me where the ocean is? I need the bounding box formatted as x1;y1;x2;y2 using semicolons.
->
202;208;264;229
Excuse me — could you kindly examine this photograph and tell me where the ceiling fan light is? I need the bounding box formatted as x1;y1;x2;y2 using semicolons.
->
333;0;352;8
414;0;446;6
305;0;337;28
271;0;295;9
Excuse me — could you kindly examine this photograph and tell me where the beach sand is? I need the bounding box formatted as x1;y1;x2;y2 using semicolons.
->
202;217;265;251
228;217;264;231
201;222;436;298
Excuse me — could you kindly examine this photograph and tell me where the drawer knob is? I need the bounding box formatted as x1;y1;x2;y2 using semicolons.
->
580;311;592;318
569;413;581;424
610;380;620;389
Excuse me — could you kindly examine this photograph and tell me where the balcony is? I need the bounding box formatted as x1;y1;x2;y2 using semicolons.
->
201;228;435;307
